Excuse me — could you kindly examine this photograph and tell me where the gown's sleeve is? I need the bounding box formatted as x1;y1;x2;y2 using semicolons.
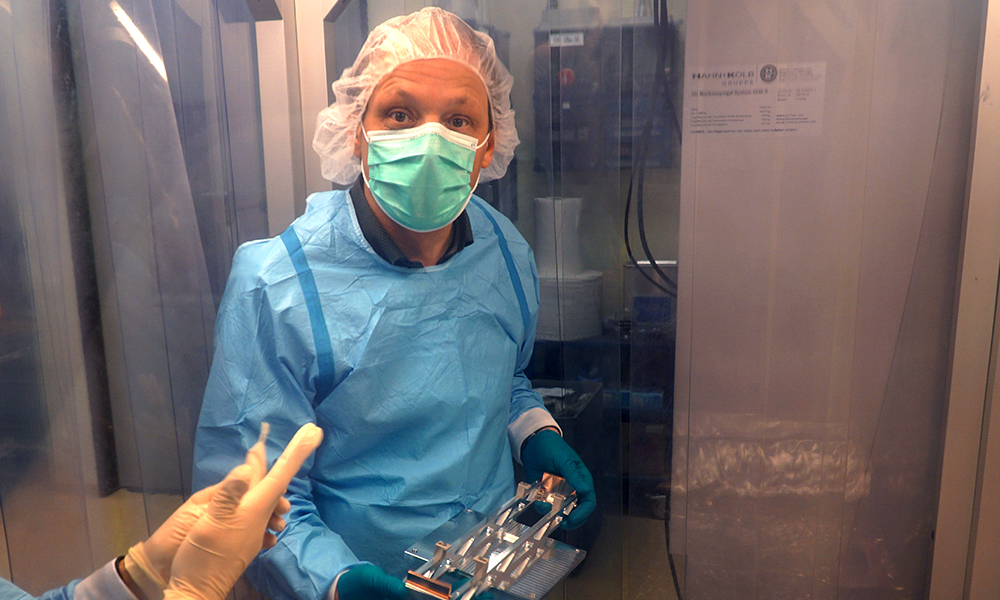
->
1;560;134;600
0;579;73;600
505;247;560;462
192;242;362;600
1;579;73;600
0;579;34;600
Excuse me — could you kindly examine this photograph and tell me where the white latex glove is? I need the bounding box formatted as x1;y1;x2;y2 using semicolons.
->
120;426;293;600
162;423;323;600
120;486;211;600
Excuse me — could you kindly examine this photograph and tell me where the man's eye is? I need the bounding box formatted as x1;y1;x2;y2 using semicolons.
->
390;111;409;123
449;117;469;128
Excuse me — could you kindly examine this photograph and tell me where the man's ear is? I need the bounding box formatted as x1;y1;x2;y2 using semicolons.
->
353;124;364;159
478;133;496;169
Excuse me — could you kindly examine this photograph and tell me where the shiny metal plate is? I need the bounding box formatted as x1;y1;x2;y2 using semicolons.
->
404;476;586;600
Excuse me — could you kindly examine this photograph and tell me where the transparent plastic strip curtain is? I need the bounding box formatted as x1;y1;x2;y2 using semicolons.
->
0;1;99;589
1;0;266;592
69;0;217;501
673;0;981;598
66;0;267;500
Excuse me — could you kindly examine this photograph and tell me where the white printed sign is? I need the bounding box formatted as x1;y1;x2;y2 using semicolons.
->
549;32;584;47
686;62;825;136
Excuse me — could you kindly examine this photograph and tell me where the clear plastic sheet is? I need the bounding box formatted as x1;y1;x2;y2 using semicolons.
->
673;0;982;598
1;0;266;592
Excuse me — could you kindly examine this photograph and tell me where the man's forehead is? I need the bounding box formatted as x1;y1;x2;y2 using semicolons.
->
370;59;488;107
373;84;483;109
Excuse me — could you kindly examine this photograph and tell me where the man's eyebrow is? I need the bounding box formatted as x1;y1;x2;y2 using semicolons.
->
373;86;416;104
374;83;485;110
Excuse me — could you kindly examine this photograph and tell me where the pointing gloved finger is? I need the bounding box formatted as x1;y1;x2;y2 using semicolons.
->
243;423;323;512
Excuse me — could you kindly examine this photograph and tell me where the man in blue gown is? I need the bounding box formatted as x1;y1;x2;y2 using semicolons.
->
192;7;596;600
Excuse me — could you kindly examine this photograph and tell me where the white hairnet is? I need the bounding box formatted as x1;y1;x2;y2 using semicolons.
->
312;7;519;185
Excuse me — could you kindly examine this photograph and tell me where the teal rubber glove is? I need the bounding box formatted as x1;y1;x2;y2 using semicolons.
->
520;429;597;530
336;564;406;600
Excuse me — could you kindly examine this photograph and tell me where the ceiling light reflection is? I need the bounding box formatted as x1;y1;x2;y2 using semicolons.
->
109;0;167;82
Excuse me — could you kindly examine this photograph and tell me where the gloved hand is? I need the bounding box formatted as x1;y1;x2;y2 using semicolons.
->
121;486;214;600
521;429;597;530
162;423;323;600
121;426;294;600
336;564;407;600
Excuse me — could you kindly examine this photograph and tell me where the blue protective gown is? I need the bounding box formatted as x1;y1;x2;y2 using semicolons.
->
0;580;71;600
1;562;135;600
193;191;552;600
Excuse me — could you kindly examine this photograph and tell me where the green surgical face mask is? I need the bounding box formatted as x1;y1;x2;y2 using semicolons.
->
362;121;488;232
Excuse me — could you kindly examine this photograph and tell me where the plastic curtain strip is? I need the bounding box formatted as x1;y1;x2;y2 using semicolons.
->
673;0;981;598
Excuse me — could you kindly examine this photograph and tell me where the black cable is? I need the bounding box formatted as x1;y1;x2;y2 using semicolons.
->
664;517;682;600
623;162;673;294
623;0;679;297
636;0;679;292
